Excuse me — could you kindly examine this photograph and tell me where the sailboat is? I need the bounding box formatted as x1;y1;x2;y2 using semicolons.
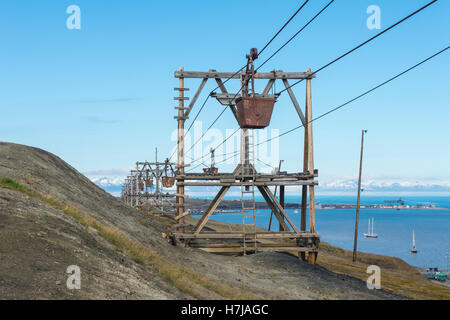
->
411;230;418;253
364;217;378;238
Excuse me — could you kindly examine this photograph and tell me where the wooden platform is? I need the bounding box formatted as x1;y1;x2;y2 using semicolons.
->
172;231;320;255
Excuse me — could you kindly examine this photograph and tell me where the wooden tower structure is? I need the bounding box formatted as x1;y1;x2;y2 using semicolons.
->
171;50;320;263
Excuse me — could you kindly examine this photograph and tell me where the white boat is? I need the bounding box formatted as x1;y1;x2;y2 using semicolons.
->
364;217;378;238
411;230;418;253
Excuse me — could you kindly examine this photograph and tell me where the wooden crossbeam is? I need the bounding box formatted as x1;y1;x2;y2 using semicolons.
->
174;231;319;239
175;70;316;79
177;181;317;187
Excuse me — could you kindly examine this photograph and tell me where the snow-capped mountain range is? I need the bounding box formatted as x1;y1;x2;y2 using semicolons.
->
88;175;450;196
319;178;450;192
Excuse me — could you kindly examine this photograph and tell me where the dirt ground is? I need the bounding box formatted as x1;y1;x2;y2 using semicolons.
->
1;141;447;300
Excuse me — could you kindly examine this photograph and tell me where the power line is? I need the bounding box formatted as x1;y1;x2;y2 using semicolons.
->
257;0;335;72
277;0;439;95
259;0;311;56
256;46;449;147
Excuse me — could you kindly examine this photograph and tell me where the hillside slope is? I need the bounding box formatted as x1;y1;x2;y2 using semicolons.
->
0;142;441;299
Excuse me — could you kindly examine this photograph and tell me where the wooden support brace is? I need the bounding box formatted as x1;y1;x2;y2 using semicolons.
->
262;186;300;233
282;79;306;126
257;186;290;231
214;78;238;121
175;211;191;220
185;78;208;118
193;186;230;234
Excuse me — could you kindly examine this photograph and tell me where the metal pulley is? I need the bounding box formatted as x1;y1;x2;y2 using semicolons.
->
203;148;218;174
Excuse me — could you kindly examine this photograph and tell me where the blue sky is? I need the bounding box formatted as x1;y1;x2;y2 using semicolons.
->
1;0;449;188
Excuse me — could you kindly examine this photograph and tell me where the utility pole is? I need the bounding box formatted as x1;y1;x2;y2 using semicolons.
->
353;129;367;262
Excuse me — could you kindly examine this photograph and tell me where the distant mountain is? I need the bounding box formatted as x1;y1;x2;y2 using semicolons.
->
89;176;450;196
319;179;450;192
90;177;123;196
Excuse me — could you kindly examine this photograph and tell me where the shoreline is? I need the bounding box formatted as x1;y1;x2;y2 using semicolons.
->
184;198;446;213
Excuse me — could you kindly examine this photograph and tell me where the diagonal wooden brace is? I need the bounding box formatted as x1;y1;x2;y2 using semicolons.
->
194;186;230;234
261;186;300;233
257;186;289;231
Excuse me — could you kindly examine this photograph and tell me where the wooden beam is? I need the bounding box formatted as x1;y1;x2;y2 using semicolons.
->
177;172;315;180
214;78;238;121
176;67;185;231
197;247;318;253
175;211;191;220
174;231;320;238
306;68;317;264
193;186;230;234
262;79;275;95
175;70;316;79
280;185;285;232
282;79;306;126
184;77;208;118
262;186;300;233
257;186;290;231
177;181;317;187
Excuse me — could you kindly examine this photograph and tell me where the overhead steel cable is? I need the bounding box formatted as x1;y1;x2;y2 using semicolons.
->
257;0;335;72
277;0;439;95
259;0;311;56
254;46;449;147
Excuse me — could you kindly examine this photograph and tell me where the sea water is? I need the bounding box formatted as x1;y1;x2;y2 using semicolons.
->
193;194;450;269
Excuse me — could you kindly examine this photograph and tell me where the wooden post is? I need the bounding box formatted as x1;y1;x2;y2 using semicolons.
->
279;185;285;231
305;68;317;264
176;67;185;231
300;77;309;261
353;130;367;262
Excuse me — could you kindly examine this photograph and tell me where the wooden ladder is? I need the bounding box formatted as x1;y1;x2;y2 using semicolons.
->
241;129;257;255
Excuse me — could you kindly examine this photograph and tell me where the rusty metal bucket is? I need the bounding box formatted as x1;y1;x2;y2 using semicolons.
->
162;176;175;188
236;97;275;129
203;167;218;174
145;179;153;188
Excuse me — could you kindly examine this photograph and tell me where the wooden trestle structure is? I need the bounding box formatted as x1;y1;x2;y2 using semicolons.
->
121;148;176;211
172;65;320;263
